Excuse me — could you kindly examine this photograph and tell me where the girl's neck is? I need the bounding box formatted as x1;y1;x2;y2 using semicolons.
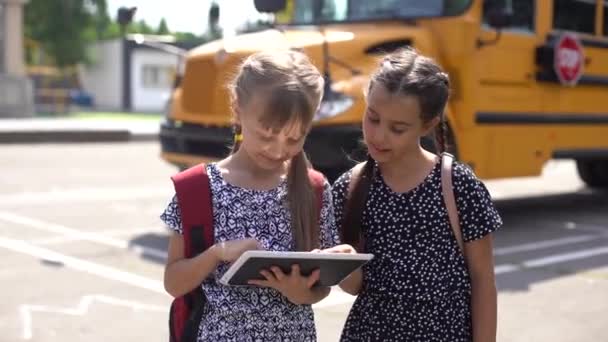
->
377;145;437;186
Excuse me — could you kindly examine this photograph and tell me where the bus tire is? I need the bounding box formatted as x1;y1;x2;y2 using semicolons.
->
576;160;608;188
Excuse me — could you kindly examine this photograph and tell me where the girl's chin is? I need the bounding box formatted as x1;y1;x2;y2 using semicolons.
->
254;154;288;171
367;146;392;161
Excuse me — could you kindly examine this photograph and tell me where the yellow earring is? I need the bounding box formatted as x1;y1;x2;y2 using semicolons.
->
234;133;244;142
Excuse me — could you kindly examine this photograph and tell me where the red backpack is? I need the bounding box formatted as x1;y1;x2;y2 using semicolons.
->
168;164;326;342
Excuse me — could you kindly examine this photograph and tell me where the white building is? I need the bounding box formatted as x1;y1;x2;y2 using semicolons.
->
0;0;33;118
80;35;196;113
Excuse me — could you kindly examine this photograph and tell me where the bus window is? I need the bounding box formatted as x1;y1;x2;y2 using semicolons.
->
483;0;535;32
443;0;471;15
553;0;596;34
604;1;608;35
291;0;473;24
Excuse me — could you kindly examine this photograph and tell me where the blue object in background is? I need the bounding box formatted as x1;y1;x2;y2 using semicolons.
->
69;89;95;107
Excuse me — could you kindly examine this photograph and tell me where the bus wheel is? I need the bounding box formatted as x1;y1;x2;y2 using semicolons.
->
576;160;608;188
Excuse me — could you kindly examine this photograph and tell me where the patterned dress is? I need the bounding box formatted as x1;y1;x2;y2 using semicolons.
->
161;163;340;342
333;160;502;342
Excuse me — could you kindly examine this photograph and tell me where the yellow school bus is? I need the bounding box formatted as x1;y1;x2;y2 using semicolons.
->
160;0;608;187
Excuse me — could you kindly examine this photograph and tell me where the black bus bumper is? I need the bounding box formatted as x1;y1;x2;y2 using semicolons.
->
159;120;363;176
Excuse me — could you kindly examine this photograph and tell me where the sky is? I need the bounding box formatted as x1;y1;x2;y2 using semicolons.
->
106;0;260;35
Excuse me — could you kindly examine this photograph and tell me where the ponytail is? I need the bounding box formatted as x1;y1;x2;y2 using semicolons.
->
287;151;318;251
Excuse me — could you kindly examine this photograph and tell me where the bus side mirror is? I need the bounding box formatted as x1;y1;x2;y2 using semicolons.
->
486;8;513;30
117;7;137;26
477;7;513;48
254;0;286;13
117;6;137;36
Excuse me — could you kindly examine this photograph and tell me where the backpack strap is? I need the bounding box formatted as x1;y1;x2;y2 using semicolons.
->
440;153;465;254
307;168;325;222
168;164;214;342
170;163;214;258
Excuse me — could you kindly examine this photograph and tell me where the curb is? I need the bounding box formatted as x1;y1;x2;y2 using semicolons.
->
0;130;159;144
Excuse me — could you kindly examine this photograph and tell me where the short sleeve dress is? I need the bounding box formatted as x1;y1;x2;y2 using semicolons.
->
161;163;340;342
332;160;502;342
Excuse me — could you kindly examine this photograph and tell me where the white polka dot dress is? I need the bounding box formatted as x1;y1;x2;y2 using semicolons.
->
333;160;502;342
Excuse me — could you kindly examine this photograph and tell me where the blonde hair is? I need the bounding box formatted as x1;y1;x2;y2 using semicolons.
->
228;50;324;251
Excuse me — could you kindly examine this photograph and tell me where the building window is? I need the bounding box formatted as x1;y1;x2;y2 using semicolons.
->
483;0;535;32
141;65;174;89
554;0;596;35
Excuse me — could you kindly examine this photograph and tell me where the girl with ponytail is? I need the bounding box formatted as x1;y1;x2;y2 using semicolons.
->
161;50;339;341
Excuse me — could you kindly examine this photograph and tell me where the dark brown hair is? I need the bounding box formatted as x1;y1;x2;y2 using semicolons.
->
228;50;325;251
341;47;451;248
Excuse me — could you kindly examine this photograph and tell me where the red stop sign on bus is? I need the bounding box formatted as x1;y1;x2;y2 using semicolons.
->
554;33;584;86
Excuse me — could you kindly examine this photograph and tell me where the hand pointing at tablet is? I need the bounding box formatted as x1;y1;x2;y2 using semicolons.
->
212;238;260;263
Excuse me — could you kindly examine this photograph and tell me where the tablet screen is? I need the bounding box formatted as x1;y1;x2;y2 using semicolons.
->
220;251;373;287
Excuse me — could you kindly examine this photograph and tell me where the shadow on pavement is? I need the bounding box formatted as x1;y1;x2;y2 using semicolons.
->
128;188;608;293
129;233;169;264
494;188;608;292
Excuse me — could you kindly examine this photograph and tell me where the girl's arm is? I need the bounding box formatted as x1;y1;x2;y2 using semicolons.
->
320;244;363;295
465;235;497;342
339;268;363;295
163;233;259;298
163;232;221;298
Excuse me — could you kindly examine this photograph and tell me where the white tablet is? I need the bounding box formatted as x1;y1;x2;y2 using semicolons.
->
219;250;374;287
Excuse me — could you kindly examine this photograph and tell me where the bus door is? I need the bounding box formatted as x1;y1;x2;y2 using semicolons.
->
473;0;544;178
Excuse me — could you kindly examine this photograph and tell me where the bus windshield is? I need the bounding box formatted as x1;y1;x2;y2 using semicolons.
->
290;0;472;24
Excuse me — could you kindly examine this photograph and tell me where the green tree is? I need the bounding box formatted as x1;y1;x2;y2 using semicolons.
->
24;0;107;67
93;7;121;40
156;18;170;35
174;32;200;42
100;21;122;39
128;19;154;34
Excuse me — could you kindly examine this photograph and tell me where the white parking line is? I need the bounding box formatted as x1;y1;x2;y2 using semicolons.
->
495;246;608;275
494;234;604;256
523;247;608;268
31;227;165;246
0;186;168;206
0;236;166;294
0;212;167;260
2;211;607;285
494;264;520;274
0;233;351;313
20;294;166;340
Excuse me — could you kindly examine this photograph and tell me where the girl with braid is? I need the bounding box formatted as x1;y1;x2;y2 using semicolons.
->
324;48;502;342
